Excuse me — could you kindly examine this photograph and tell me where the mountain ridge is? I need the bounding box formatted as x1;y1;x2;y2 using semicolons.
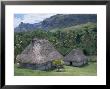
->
15;14;97;32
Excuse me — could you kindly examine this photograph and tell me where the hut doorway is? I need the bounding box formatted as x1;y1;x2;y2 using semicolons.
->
70;61;72;66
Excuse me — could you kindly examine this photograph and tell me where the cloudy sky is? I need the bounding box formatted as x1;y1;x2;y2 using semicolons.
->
14;13;56;28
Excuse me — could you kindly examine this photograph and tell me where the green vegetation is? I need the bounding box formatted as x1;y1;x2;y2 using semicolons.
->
14;14;97;76
14;22;97;62
14;22;97;76
52;59;64;72
87;56;97;62
14;62;97;76
50;22;96;32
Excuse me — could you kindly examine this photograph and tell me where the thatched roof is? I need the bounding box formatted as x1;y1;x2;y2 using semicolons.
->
16;38;63;64
64;49;87;62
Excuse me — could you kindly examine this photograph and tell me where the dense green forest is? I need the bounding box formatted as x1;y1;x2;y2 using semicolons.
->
14;22;97;63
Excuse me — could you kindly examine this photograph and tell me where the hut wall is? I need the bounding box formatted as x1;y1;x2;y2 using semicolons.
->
64;61;70;66
20;63;36;69
20;61;52;70
72;61;86;67
36;64;46;70
35;62;52;70
46;62;52;69
64;61;87;67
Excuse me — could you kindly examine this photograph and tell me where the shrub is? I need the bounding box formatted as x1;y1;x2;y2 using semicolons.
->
52;59;64;72
87;56;97;62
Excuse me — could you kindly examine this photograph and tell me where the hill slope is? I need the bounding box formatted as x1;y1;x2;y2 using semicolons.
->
50;22;96;32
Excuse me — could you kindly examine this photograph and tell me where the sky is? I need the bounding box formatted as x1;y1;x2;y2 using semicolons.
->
14;14;56;28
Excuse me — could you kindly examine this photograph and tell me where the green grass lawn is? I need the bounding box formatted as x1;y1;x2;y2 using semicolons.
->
14;62;97;76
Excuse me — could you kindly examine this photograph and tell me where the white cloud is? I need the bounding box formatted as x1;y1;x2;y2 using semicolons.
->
14;17;22;28
14;14;56;28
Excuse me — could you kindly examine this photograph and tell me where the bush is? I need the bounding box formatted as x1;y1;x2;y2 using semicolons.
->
87;56;97;62
52;59;64;72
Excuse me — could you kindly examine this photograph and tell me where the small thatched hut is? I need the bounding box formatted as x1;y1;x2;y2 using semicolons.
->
64;49;88;67
16;38;63;70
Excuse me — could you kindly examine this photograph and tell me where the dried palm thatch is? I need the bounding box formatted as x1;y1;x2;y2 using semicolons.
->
16;38;63;64
64;49;88;67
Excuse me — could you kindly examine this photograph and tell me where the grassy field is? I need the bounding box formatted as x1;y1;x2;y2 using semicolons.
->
14;62;97;76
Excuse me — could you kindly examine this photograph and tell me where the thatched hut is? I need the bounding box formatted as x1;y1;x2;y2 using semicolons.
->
64;49;88;67
16;38;63;70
